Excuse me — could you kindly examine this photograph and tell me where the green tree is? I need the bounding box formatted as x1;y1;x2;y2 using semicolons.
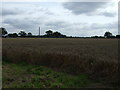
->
116;35;120;38
18;31;27;37
28;32;32;36
53;31;61;38
0;27;8;36
45;30;53;36
8;33;18;37
104;31;112;38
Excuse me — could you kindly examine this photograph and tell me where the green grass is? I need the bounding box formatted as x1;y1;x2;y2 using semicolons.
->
2;61;91;88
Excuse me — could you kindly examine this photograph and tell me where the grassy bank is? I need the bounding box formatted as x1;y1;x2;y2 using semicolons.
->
3;61;92;88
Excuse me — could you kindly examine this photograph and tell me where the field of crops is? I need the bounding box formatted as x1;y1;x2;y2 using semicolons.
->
2;38;119;88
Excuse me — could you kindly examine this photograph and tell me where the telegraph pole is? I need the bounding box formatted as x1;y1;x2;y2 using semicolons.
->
39;27;40;36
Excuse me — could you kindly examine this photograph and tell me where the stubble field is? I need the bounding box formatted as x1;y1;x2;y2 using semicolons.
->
2;38;119;88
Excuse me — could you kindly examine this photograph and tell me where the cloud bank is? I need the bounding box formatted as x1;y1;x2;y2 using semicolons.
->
1;2;118;37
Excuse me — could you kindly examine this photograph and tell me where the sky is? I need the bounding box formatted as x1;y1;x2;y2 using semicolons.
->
0;1;118;37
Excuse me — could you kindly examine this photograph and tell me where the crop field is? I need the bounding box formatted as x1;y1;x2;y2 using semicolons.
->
2;38;119;88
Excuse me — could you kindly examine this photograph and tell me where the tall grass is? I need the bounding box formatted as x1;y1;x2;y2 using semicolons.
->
2;38;119;86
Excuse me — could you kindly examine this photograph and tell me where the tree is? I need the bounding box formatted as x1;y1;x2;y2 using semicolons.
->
104;31;112;38
45;30;53;36
18;31;27;37
116;35;120;38
8;33;18;37
53;31;61;38
28;32;32;36
13;33;18;37
0;27;8;37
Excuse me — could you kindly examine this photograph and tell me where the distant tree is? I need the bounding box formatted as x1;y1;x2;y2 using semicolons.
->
8;34;13;37
46;30;53;36
91;36;99;38
12;33;18;37
44;30;66;38
18;31;27;37
28;32;32;36
104;31;112;38
99;36;104;38
8;33;18;37
94;36;98;38
53;31;61;38
62;35;67;38
0;27;8;37
116;35;120;38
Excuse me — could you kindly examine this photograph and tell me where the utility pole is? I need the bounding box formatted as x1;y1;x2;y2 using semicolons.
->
39;27;40;36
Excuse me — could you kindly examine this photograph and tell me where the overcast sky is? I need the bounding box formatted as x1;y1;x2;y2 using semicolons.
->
0;1;118;37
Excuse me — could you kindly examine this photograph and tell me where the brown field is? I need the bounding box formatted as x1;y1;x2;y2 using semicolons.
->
2;38;119;86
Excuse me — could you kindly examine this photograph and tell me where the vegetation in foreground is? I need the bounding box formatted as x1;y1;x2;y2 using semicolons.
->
2;38;119;88
3;61;92;88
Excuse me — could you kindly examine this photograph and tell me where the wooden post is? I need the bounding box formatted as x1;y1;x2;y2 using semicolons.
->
39;27;40;36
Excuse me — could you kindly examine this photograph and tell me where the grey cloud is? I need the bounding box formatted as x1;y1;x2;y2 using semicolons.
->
45;21;73;31
45;21;117;36
3;17;41;31
45;11;54;15
63;2;107;15
88;22;118;31
1;8;22;16
38;20;118;33
29;7;54;15
76;22;117;31
46;21;66;27
3;17;117;36
40;8;54;15
45;21;87;29
98;12;116;17
63;2;116;17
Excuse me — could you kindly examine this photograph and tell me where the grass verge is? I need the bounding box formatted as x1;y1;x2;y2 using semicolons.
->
2;61;91;88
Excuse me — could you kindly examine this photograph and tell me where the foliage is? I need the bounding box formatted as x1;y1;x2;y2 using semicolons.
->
116;35;120;38
45;30;53;36
0;27;8;37
1;27;120;38
28;32;32;36
3;61;90;88
8;33;18;37
104;31;113;38
18;31;27;37
45;30;66;38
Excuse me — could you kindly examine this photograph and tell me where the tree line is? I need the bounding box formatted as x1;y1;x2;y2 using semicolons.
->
0;27;66;38
0;27;120;38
